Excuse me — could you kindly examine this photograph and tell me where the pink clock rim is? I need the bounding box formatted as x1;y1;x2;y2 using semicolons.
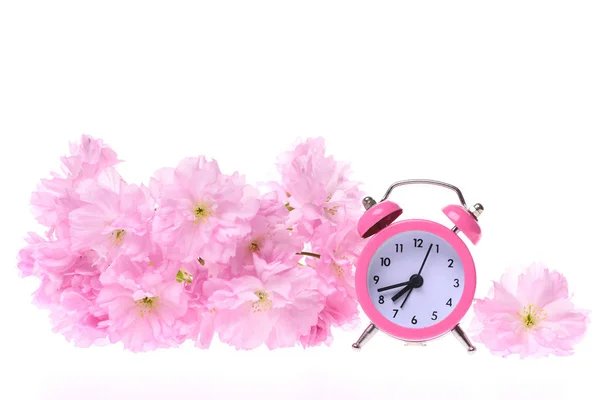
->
355;219;477;342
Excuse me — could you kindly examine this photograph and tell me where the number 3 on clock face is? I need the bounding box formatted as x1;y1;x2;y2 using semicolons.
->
355;219;476;342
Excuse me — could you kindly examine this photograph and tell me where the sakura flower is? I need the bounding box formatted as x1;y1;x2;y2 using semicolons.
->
30;135;121;239
203;257;325;350
18;135;366;351
299;316;332;348
470;262;590;358
151;156;259;264
227;190;303;277
97;270;190;352
44;271;110;347
69;181;154;262
24;245;110;347
300;288;360;348
17;232;49;277
305;222;365;296
62;134;120;181
273;137;363;236
17;233;97;294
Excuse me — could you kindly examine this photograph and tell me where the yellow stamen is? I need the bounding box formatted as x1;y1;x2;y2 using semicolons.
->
193;204;213;223
111;229;126;245
135;296;158;317
325;205;339;216
248;239;261;253
251;291;272;313
333;262;344;277
517;304;547;329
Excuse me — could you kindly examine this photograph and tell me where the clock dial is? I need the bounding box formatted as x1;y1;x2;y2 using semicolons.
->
367;230;464;329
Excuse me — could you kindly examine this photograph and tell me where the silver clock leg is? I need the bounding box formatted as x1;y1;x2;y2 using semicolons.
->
452;324;476;353
352;323;378;351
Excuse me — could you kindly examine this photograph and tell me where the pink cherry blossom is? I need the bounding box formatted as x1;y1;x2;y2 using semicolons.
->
18;135;366;352
62;134;121;181
97;270;190;352
300;289;360;348
305;222;365;296
470;262;590;358
17;232;47;277
203;257;325;350
274;137;363;236
25;245;110;347
151;156;260;264
299;316;333;348
30;135;121;239
226;190;303;278
69;181;155;262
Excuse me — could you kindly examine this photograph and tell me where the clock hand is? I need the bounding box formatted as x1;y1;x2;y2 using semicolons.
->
391;284;414;302
417;243;433;276
400;287;414;308
395;244;433;307
377;280;411;293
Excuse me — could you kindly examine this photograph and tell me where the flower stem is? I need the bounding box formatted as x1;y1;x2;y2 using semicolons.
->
297;251;321;259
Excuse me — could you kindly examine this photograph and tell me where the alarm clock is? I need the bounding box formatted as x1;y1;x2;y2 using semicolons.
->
352;179;483;352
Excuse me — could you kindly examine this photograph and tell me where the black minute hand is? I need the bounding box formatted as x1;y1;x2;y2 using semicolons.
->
417;243;433;276
393;243;433;306
377;281;410;293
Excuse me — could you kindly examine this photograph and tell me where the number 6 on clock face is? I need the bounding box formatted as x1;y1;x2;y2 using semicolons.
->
355;219;476;342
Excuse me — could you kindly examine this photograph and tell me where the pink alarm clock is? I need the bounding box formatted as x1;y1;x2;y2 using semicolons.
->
352;179;483;352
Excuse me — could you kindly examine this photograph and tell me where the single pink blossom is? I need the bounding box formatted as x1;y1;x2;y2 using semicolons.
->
305;222;365;296
96;270;190;352
321;288;360;328
151;156;260;264
17;232;47;277
69;181;155;262
30;135;120;239
29;178;85;240
300;289;360;348
62;134;120;180
274;137;363;236
299;316;333;348
48;284;110;347
226;190;303;277
470;262;590;358
203;257;325;350
27;248;110;347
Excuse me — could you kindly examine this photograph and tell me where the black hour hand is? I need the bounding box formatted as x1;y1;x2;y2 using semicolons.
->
391;284;413;302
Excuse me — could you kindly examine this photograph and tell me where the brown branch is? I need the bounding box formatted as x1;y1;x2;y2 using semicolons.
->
296;251;321;259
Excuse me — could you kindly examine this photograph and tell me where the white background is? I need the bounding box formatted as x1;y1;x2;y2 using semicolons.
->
0;1;598;399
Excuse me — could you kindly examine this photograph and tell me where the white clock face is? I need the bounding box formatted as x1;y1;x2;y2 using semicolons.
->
367;230;464;329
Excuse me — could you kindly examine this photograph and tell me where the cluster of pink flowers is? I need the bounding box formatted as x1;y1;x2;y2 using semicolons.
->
17;135;365;351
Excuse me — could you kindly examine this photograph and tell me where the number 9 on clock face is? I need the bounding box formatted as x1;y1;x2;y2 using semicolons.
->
355;220;476;342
